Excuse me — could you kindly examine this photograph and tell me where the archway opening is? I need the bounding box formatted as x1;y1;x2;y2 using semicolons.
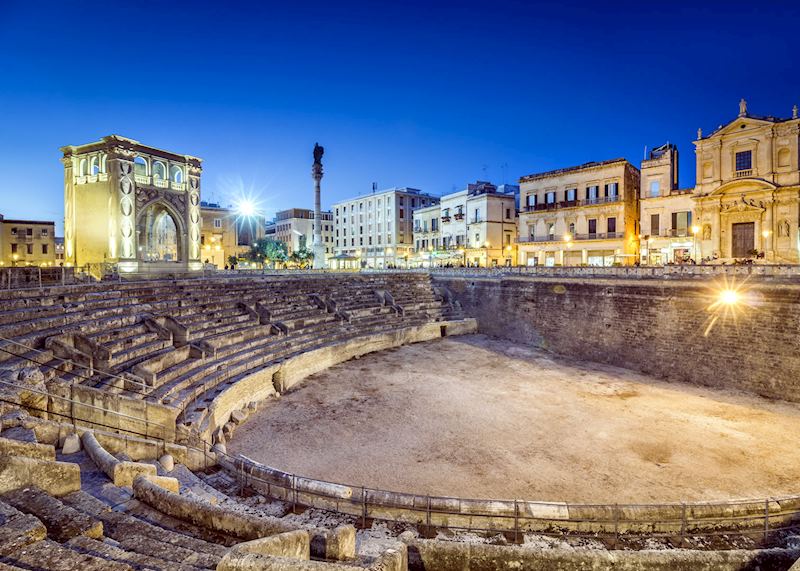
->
139;202;180;262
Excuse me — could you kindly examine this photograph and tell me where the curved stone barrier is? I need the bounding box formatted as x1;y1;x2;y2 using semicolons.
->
402;537;800;571
225;454;800;536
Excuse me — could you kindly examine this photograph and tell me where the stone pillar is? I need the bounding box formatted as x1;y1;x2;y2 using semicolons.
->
187;175;202;270
311;164;326;269
61;156;76;265
582;249;588;265
108;151;136;271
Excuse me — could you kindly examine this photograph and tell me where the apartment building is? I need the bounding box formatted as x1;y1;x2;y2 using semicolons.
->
0;215;56;266
413;181;517;267
333;187;438;268
272;208;334;258
517;159;640;266
638;144;698;264
199;202;241;268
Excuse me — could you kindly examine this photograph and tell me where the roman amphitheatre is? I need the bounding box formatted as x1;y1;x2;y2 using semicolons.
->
1;268;800;570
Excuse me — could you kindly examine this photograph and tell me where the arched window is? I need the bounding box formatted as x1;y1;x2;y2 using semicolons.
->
134;156;148;176
548;223;555;237
89;156;99;175
568;222;575;235
78;158;87;176
170;165;183;183
152;161;167;180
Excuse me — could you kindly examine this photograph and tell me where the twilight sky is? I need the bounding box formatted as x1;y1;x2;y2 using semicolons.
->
1;0;799;234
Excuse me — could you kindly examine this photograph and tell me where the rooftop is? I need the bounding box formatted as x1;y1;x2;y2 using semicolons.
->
520;158;629;183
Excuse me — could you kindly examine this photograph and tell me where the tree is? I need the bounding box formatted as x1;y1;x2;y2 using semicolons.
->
227;255;238;269
289;248;314;269
247;239;288;268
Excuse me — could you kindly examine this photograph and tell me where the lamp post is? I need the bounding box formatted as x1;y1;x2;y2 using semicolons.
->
563;233;572;266
761;230;771;260
483;241;490;267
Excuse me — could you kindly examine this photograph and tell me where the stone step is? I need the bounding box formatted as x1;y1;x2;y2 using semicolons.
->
2;538;134;571
61;490;225;568
66;536;206;571
2;487;103;542
0;499;47;557
0;427;37;444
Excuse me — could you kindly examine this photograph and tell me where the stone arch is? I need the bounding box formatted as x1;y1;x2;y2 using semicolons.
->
78;158;88;176
170;165;183;184
89;155;100;175
152;161;167;181
134;156;148;176
708;178;777;196
136;200;185;262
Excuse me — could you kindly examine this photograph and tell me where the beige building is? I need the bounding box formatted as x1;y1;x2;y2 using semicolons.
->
517;159;640;266
333;187;438;268
0;215;56;267
413;181;517;267
693;100;800;262
61;135;203;273
638;144;698;264
199;202;240;268
273;208;334;258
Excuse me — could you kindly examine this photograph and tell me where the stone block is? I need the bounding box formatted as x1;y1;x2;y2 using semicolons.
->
61;433;81;455
112;461;157;488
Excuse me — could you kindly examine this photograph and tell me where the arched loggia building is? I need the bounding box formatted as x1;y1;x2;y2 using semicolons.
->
61;135;203;274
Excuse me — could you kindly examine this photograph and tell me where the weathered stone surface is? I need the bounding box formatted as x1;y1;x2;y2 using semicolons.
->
1;538;134;571
0;498;47;556
61;433;81;454
159;453;175;472
2;487;103;542
66;536;201;571
0;455;80;497
0;436;55;461
230;409;248;425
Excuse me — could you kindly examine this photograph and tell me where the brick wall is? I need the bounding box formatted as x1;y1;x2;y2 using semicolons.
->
434;275;800;402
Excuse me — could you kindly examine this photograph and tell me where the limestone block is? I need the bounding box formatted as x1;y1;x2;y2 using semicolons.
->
112;461;157;488
230;409;248;425
0;456;80;497
158;453;174;472
144;475;180;494
61;433;81;455
0;437;55;461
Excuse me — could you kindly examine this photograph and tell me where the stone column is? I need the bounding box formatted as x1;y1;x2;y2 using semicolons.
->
311;164;326;269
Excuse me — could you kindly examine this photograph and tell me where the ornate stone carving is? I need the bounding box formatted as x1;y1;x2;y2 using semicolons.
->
779;219;791;237
118;160;135;259
720;194;765;213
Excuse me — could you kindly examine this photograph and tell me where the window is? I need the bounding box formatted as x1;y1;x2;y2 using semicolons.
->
26;244;33;255
649;180;660;197
11;243;17;254
42;244;48;254
134;156;147;175
672;211;692;235
399;208;405;219
566;188;576;201
735;150;752;172
41;228;48;237
568;222;575;235
588;219;597;235
607;217;617;234
545;191;555;204
548;224;555;237
650;214;660;235
153;161;167;180
10;227;17;236
505;208;511;219
213;218;222;229
26;228;32;236
606;183;618;198
587;186;599;202
505;233;511;245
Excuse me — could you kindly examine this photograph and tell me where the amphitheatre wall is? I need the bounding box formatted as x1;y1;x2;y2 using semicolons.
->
433;275;800;402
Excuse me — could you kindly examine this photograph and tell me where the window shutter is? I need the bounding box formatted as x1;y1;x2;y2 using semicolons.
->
671;212;678;230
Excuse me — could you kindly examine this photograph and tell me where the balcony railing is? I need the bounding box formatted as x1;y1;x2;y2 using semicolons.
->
734;169;753;178
134;174;150;185
441;215;451;222
518;232;625;244
154;178;169;188
453;213;464;220
170;181;186;191
522;195;621;212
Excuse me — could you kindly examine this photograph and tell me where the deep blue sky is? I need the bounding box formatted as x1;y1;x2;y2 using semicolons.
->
1;1;799;234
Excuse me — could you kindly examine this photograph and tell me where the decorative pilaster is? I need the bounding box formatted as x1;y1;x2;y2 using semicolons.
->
187;175;201;266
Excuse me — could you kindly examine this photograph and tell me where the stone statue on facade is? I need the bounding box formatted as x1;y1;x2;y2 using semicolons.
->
697;128;702;140
739;98;747;117
702;224;711;241
313;143;324;166
779;219;791;237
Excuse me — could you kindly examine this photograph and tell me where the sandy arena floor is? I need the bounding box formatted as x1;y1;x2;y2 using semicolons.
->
228;334;800;503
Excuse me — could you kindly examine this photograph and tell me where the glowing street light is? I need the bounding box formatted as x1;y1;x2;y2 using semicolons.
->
236;199;256;217
718;289;740;306
691;225;701;263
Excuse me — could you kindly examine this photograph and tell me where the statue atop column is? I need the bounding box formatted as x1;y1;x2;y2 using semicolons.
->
313;142;324;166
311;143;326;269
739;98;747;117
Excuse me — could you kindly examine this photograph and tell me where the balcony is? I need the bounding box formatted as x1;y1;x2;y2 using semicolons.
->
170;181;186;191
453;212;464;220
734;169;753;178
134;174;150;185
154;178;169;189
517;232;625;244
441;215;451;222
522;195;621;212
